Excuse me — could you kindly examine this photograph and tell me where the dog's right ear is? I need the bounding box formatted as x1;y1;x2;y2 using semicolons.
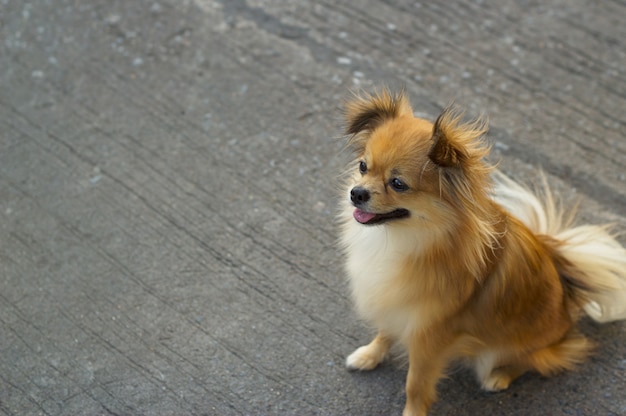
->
344;89;412;152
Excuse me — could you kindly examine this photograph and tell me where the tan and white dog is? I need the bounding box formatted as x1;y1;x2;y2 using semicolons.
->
339;89;626;416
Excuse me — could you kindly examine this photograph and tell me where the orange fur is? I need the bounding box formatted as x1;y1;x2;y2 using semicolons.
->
339;89;626;416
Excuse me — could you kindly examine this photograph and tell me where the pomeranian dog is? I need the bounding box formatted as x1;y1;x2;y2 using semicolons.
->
339;89;626;416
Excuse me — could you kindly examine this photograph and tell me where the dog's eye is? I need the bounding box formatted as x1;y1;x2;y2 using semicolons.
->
359;161;367;174
390;178;409;192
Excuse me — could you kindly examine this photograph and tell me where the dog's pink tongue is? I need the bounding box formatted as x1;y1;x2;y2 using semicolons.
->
353;208;376;224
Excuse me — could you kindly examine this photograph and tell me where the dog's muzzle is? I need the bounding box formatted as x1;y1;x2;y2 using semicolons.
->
350;186;370;206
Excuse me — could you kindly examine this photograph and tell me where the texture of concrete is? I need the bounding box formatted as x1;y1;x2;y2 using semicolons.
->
1;1;625;415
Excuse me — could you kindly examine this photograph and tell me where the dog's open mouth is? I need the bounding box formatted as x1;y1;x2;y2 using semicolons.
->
353;208;410;225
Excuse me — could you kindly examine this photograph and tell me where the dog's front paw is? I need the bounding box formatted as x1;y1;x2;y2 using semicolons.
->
402;403;427;416
346;345;384;370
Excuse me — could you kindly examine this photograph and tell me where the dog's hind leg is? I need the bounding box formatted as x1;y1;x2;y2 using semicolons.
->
476;332;593;391
527;331;594;376
472;349;524;391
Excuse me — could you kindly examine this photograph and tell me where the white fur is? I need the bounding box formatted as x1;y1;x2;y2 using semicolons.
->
473;350;506;391
346;343;387;370
492;171;626;322
340;196;432;340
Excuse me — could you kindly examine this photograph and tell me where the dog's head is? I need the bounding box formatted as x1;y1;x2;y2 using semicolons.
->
344;89;493;227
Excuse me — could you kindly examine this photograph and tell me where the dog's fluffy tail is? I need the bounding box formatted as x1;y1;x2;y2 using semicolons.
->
492;171;626;323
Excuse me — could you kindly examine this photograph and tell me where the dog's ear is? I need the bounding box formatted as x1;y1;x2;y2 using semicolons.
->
428;106;493;208
428;109;466;168
344;89;412;152
428;106;488;170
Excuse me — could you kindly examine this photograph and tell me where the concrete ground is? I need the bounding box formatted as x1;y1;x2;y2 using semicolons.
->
1;0;625;415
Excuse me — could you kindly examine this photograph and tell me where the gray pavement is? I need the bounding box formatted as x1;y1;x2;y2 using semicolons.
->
1;0;625;415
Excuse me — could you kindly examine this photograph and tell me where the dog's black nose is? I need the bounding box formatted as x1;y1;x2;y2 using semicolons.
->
350;187;370;205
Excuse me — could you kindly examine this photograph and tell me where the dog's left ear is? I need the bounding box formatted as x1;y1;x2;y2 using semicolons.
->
344;89;413;152
428;107;493;208
428;107;488;170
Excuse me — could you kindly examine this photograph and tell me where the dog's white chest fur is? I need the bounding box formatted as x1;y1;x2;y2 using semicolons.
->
342;217;427;339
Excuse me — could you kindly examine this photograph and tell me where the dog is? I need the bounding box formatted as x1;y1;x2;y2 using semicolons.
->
339;89;626;416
